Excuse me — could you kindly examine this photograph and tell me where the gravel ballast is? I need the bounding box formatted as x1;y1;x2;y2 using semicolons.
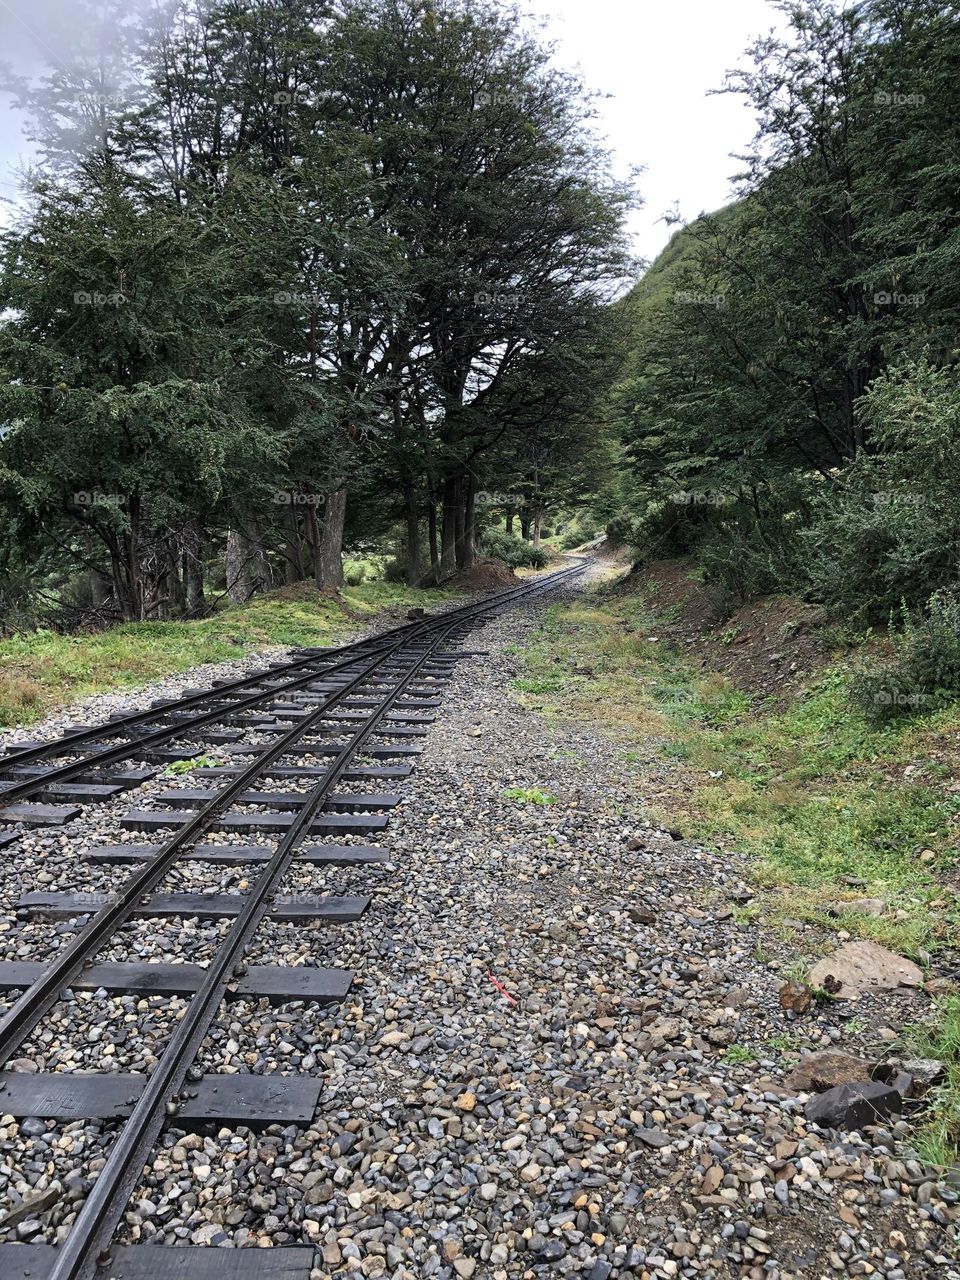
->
0;576;957;1278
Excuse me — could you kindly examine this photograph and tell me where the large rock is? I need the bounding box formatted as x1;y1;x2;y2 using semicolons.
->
786;1050;873;1093
779;980;812;1013
805;1081;902;1131
807;940;924;999
825;898;885;917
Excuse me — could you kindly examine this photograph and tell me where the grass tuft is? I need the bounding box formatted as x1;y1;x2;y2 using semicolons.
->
502;786;558;806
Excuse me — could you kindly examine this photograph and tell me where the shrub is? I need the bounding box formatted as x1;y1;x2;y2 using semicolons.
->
558;513;599;550
697;514;807;606
480;528;549;568
804;482;954;623
382;557;408;583
342;560;367;586
850;589;960;723
807;361;960;622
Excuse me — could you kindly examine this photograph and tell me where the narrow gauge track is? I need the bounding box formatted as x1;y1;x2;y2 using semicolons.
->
0;562;586;1280
0;610;487;843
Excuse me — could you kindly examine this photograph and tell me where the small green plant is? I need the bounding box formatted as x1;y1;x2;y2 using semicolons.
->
906;995;960;1168
480;528;550;569
502;786;558;806
723;1044;755;1065
766;1031;805;1052
731;904;759;925
163;754;221;777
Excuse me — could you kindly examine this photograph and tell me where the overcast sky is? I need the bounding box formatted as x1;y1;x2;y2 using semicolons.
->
521;0;785;262
0;0;786;262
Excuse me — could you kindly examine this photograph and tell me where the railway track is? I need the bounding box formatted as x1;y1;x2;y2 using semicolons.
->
0;561;586;1280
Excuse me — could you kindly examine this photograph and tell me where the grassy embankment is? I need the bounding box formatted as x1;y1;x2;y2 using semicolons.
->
0;579;459;729
512;566;960;1163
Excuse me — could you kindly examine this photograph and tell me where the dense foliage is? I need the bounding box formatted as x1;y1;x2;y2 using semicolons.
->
606;0;960;712
0;0;633;623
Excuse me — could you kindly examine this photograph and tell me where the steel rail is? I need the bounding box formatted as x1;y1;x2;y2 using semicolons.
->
0;561;584;806
0;638;401;806
45;615;471;1280
0;562;584;1063
0;560;588;1280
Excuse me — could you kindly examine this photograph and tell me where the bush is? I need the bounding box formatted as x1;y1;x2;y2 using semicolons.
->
382;557;407;583
557;512;599;550
807;361;960;622
804;482;954;623
342;560;367;586
480;528;549;568
697;512;807;606
850;589;960;723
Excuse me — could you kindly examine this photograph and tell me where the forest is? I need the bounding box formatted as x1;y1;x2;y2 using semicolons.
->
0;0;632;627
4;0;960;720
604;0;960;717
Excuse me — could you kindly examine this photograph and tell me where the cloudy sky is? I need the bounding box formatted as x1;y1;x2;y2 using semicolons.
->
0;0;785;261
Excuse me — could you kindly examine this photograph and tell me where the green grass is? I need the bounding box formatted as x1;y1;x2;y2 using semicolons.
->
512;580;960;959
0;579;461;729
162;755;221;777
907;997;960;1170
723;1044;755;1065
513;569;960;1160
502;786;558;806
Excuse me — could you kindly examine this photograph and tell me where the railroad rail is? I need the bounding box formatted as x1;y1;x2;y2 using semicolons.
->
0;560;586;1280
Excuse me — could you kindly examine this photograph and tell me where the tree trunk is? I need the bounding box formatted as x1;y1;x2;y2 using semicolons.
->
505;509;514;536
245;516;271;596
519;510;531;541
462;476;477;570
282;503;303;585
106;537;136;622
404;480;421;587
316;485;346;590
304;501;320;581
125;493;143;620
454;479;467;569
184;520;206;615
89;570;111;607
167;538;186;617
427;498;440;586
225;529;251;604
439;475;460;579
532;507;543;548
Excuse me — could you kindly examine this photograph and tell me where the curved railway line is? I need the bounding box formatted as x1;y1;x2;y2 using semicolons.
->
0;561;586;1280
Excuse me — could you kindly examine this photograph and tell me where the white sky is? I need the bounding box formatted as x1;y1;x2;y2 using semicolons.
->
0;0;787;261
522;0;785;263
